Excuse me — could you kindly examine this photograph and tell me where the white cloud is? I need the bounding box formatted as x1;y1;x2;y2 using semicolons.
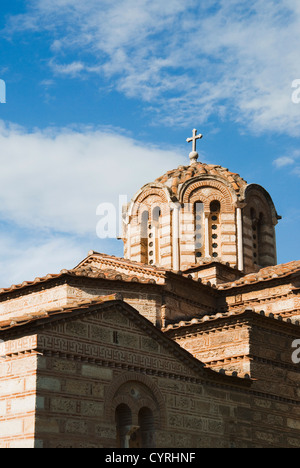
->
0;120;188;287
0;121;185;236
273;149;300;173
5;0;300;135
49;59;101;77
50;61;85;76
0;231;84;287
273;156;295;168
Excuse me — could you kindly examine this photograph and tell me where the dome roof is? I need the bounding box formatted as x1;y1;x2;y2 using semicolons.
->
154;162;247;198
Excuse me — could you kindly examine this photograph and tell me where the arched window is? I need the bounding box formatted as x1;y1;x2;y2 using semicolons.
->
209;201;221;259
140;207;162;266
194;202;204;261
115;404;132;448
138;407;155;448
151;206;162;265
141;210;149;264
249;202;276;268
250;208;259;266
256;212;264;266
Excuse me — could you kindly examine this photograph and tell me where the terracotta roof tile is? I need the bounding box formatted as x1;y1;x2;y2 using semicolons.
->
155;162;247;197
0;294;121;331
0;253;169;297
218;260;300;290
163;307;300;333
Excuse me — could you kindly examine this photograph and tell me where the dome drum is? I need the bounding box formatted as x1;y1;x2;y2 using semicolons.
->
122;137;279;278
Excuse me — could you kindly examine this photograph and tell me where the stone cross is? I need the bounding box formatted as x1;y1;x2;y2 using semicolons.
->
186;129;203;153
186;129;203;165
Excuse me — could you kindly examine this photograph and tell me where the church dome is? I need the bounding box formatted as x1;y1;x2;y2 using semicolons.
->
123;130;279;275
154;162;248;200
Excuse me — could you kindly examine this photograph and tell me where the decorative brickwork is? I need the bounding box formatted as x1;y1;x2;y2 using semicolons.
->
123;162;279;274
1;298;300;448
0;151;299;448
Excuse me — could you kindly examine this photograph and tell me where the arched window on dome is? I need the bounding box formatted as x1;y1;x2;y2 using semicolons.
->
150;206;162;265
141;210;149;264
250;207;260;267
252;210;267;267
209;201;221;259
194;202;205;262
257;212;264;264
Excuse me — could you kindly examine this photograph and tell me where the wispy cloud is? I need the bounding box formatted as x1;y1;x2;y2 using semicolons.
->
273;156;296;168
0;120;188;287
0;230;84;287
50;61;85;77
0;120;185;236
49;60;101;77
5;0;300;135
273;149;300;175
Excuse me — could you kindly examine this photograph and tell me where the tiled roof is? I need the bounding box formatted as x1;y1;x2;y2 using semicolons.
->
74;251;167;278
0;268;157;297
154;162;247;196
0;294;120;331
73;266;158;284
163;307;300;334
0;272;64;296
1;253;299;299
218;260;300;290
0;252;168;297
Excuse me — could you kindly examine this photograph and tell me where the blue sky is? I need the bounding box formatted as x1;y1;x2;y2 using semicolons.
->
0;0;300;287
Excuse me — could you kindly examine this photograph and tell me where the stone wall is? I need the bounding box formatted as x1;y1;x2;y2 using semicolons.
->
1;302;300;448
222;280;299;319
166;311;300;401
0;283;70;320
249;318;300;400
169;317;251;375
26;308;256;448
65;277;218;327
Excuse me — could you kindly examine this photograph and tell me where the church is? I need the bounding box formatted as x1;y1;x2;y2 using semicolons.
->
0;130;300;448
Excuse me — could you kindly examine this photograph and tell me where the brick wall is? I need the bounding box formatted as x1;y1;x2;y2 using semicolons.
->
1;303;300;448
32;308;254;448
0;352;38;448
0;284;69;320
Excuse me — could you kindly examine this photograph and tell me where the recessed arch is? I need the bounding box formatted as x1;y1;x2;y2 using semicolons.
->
245;184;279;225
180;177;236;212
243;184;278;270
131;186;170;218
104;372;167;429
